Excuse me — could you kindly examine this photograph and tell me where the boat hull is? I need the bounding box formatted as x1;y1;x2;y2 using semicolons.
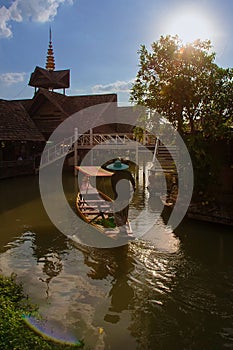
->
76;190;134;241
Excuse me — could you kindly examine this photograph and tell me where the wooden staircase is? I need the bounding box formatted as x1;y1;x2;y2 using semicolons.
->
152;145;178;174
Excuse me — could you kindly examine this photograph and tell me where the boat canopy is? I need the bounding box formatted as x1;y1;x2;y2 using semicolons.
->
75;166;113;177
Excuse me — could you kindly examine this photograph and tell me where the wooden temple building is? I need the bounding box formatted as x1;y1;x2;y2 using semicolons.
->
0;29;132;179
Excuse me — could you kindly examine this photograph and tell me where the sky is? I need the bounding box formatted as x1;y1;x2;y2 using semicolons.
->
0;0;232;105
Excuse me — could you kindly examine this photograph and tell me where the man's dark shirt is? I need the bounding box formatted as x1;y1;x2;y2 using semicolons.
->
111;170;135;200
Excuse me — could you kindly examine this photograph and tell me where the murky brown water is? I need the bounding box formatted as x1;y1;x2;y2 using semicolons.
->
0;172;233;349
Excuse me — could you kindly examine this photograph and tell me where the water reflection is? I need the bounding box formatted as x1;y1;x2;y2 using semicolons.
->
0;176;39;214
148;194;163;213
39;252;63;298
84;246;135;324
0;174;233;349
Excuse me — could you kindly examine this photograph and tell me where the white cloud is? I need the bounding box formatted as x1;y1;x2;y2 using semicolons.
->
0;72;26;84
70;87;87;95
0;6;13;38
0;0;74;38
92;80;134;93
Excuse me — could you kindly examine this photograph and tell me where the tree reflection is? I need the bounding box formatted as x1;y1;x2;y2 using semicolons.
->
30;230;68;298
39;252;63;298
83;245;135;324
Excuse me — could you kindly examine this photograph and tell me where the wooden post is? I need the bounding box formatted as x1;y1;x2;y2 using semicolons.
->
90;128;93;145
74;127;78;176
135;141;139;166
135;141;139;180
90;128;93;165
143;129;146;145
142;159;146;188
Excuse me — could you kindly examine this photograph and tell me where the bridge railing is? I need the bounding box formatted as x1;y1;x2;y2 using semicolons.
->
40;135;75;168
40;132;157;168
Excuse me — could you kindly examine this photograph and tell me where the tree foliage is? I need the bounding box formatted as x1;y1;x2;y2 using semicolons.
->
130;35;233;138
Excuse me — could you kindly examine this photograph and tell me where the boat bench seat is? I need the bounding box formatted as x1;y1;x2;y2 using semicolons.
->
81;211;102;215
81;205;111;209
81;210;113;216
80;199;109;203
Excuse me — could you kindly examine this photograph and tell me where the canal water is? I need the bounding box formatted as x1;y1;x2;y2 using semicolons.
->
0;172;233;349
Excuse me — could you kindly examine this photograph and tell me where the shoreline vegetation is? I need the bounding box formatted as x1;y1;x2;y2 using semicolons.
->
130;35;233;227
0;273;86;350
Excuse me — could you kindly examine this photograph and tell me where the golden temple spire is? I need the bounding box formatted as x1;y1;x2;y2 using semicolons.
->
46;27;55;71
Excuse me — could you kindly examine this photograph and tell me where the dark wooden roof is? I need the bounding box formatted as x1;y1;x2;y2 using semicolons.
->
17;99;33;110
28;66;70;89
116;106;141;131
27;88;117;116
26;89;118;136
0;99;45;141
66;93;117;115
27;88;69;117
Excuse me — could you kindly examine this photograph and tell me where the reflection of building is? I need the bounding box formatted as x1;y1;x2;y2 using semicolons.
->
0;29;134;178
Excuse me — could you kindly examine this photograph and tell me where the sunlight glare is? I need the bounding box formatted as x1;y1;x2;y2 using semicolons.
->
162;7;217;45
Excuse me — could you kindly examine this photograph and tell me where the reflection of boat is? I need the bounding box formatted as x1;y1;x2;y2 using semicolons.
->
147;161;179;207
147;167;165;195
75;166;134;240
147;190;173;208
160;195;174;207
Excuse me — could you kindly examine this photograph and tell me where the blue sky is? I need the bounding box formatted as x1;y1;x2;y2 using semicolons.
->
0;0;232;105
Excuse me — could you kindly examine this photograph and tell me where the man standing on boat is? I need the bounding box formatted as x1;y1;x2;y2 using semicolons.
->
106;159;136;236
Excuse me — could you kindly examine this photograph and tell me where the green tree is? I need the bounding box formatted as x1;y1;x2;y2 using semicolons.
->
130;35;233;138
130;35;233;195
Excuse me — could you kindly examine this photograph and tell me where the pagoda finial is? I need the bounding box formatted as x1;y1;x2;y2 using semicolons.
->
46;26;55;71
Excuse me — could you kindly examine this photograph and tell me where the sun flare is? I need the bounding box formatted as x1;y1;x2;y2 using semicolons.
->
162;7;215;44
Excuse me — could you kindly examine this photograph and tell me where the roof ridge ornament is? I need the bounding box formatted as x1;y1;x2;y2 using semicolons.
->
46;27;55;71
29;27;70;94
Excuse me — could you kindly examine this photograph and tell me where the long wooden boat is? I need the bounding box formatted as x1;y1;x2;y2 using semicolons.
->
75;166;134;240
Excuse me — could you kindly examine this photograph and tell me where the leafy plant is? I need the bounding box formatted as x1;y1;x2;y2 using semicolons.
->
96;216;116;228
